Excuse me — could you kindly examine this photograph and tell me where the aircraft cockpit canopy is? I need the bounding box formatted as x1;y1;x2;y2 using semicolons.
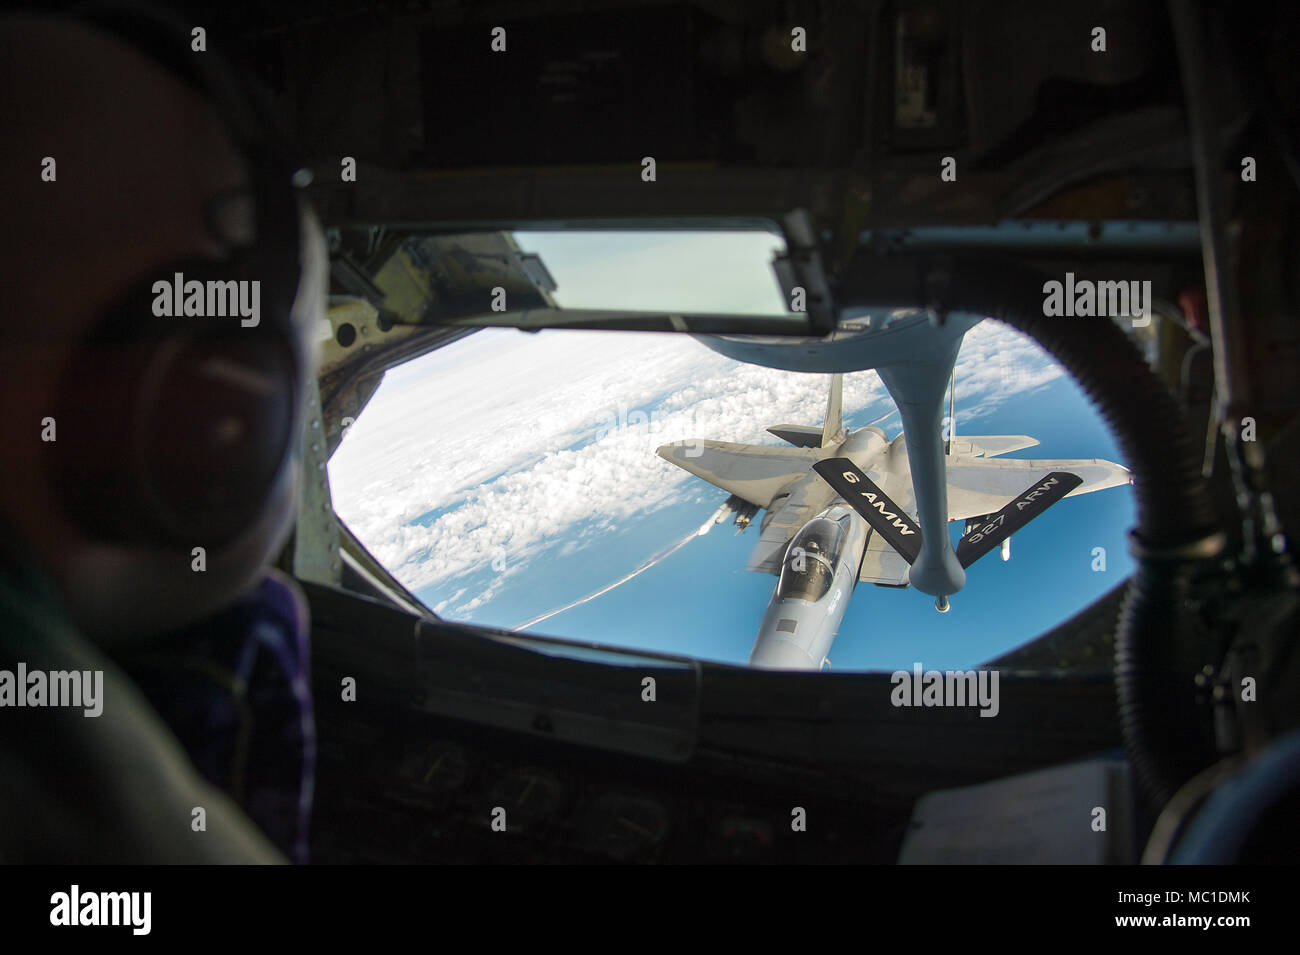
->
776;517;847;602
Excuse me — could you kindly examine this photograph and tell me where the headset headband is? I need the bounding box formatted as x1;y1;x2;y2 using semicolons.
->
52;1;314;548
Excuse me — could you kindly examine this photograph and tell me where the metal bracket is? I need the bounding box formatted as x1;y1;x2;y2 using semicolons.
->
293;376;342;586
771;208;838;335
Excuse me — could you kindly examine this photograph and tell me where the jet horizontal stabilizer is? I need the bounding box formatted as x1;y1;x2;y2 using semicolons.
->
954;471;1083;569
812;458;921;563
766;424;824;448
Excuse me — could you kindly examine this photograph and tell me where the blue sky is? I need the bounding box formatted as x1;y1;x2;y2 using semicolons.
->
328;231;1136;670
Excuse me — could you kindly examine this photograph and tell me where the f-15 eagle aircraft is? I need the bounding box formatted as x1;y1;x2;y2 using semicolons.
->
656;374;1129;670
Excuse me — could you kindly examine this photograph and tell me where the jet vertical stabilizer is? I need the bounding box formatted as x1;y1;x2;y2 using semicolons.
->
766;374;846;449
821;373;843;447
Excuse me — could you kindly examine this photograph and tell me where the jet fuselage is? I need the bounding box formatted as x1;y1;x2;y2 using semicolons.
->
747;425;891;669
749;503;868;669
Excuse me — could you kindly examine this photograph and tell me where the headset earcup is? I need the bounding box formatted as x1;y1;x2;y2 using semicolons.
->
136;333;297;545
52;268;299;549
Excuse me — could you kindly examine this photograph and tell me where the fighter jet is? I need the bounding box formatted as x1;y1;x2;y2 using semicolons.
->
656;373;1130;670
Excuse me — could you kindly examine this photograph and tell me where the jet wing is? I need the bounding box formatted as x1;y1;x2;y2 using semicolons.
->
858;530;913;586
944;457;1130;523
656;440;817;509
946;435;1039;458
